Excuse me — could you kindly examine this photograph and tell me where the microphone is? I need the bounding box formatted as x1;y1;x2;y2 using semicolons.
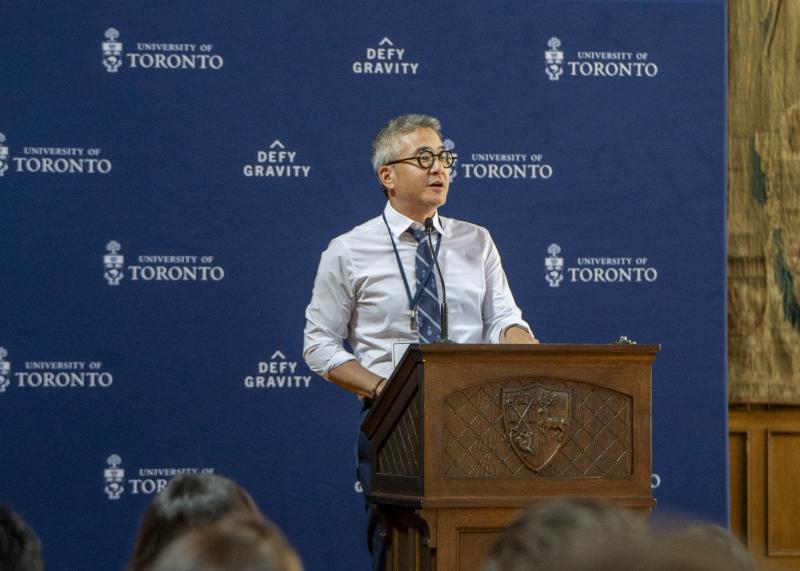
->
424;217;451;343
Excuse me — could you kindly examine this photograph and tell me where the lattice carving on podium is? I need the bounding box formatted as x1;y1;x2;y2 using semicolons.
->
442;378;632;479
377;391;421;477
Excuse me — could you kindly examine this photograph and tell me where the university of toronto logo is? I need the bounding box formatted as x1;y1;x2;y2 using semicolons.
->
104;454;125;499
545;37;564;81
102;28;123;73
502;384;570;472
0;348;10;393
545;243;564;287
0;132;9;176
104;241;124;285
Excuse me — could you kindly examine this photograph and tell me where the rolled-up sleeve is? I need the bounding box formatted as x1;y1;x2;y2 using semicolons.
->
481;231;533;342
303;239;358;378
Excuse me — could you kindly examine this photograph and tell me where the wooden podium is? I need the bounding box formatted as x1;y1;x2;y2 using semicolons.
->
362;343;659;571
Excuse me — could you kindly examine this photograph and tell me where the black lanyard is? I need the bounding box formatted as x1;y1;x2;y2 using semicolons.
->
382;212;442;331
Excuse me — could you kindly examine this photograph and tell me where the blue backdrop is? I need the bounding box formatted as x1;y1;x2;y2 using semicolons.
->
0;1;727;569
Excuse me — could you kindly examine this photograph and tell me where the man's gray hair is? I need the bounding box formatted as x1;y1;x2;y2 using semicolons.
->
371;114;443;174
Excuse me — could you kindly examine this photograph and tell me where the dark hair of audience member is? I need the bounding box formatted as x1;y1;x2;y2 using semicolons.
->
549;529;759;571
149;514;303;571
0;506;43;571
127;473;263;571
483;497;645;571
663;522;756;571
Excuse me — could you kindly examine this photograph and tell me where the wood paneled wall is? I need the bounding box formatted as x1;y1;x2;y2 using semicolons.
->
729;406;800;570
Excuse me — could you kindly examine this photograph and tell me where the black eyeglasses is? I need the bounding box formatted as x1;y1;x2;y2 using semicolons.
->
385;149;457;169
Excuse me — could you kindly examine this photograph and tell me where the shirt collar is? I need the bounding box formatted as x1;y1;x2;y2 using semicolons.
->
383;202;448;239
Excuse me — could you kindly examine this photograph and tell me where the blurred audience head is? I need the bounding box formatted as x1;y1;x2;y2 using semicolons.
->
660;522;756;571
483;497;644;571
127;473;263;571
485;499;758;571
549;529;757;571
0;506;43;571
149;514;303;571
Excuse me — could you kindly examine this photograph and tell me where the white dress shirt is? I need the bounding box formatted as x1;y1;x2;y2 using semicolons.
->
303;202;532;380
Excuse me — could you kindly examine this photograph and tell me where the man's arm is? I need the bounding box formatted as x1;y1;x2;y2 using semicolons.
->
328;360;387;398
501;324;539;344
303;240;362;385
481;231;537;342
303;239;388;399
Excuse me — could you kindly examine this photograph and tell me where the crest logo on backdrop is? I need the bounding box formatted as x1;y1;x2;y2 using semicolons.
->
544;243;659;286
545;37;564;81
103;454;215;499
544;37;659;80
102;241;225;284
101;27;224;72
104;241;125;286
443;139;457;181
0;348;10;393
0;133;9;177
102;28;123;72
104;454;125;500
242;140;312;179
352;37;419;75
545;244;564;287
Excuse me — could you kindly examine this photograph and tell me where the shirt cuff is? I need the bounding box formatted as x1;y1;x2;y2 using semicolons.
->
323;352;358;379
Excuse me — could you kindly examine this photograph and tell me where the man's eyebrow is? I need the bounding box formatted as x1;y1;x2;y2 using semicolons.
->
414;145;445;153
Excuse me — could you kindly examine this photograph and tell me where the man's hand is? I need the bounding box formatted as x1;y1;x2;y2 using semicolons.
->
501;325;539;344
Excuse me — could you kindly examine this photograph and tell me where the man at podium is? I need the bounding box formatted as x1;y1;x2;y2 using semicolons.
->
303;114;537;569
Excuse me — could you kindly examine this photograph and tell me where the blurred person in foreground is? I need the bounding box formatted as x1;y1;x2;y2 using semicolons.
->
126;473;264;571
483;498;645;571
0;506;43;571
548;529;758;571
485;497;758;571
660;521;756;571
149;514;303;571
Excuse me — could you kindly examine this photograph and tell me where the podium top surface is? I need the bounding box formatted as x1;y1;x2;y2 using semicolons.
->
413;342;660;355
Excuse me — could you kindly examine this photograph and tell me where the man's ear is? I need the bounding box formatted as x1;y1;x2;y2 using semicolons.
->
378;165;394;193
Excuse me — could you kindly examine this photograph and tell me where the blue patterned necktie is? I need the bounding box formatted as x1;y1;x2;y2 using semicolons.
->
408;227;441;343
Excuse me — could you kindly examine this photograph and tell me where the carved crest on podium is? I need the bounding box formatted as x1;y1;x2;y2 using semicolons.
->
502;385;571;472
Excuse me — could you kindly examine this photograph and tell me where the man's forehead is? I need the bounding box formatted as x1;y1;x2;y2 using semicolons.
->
397;127;443;152
413;143;445;152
